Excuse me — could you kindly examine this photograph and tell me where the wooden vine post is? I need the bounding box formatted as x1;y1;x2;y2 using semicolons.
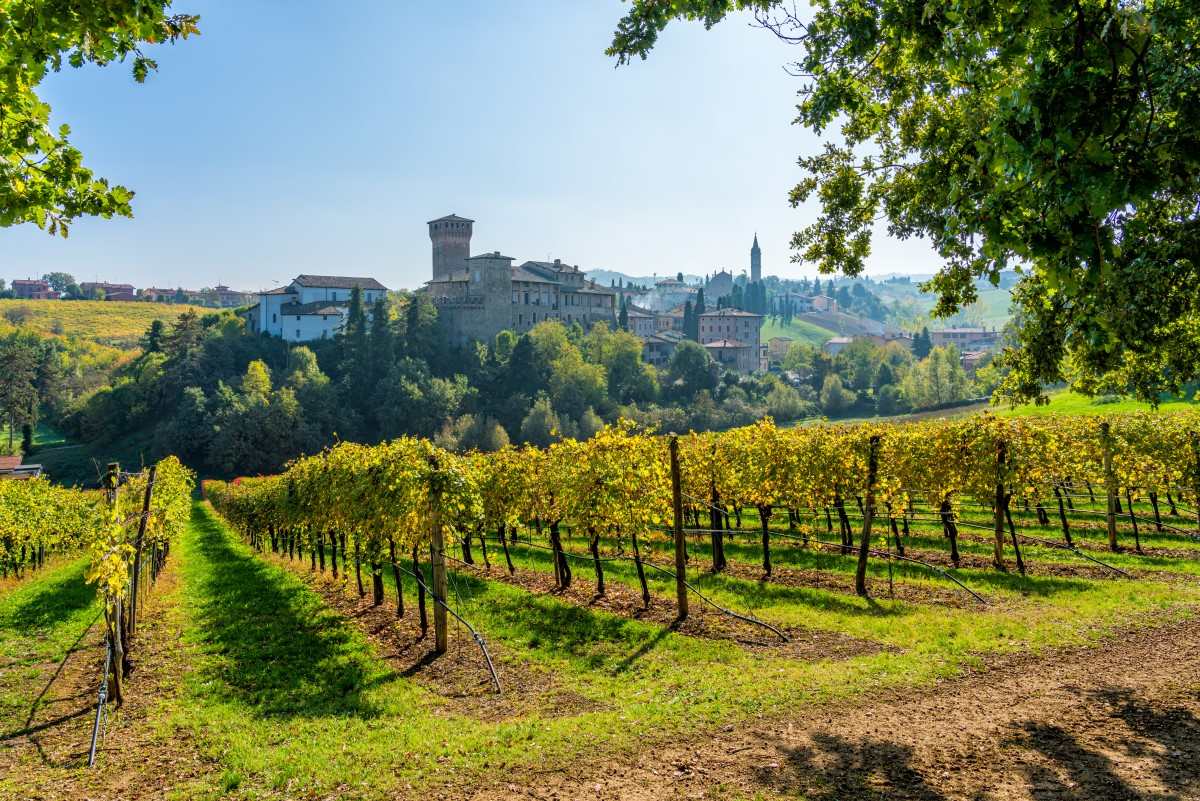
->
128;464;156;639
1100;421;1119;551
1191;431;1200;533
429;465;449;655
993;440;1007;570
669;435;688;621
854;435;880;597
103;462;125;704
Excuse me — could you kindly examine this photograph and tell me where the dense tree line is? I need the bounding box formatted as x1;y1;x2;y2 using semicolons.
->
49;289;815;478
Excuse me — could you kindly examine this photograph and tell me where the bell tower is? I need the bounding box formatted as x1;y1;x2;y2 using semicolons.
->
750;233;761;283
428;214;474;281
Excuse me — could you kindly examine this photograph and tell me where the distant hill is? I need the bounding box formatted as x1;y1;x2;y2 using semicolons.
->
586;270;704;288
0;299;207;350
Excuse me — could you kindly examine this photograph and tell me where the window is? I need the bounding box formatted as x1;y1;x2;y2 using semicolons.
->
272;313;277;323
332;291;338;301
296;329;301;339
297;315;301;321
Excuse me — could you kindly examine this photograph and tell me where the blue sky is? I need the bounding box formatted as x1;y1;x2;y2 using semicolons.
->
2;1;939;292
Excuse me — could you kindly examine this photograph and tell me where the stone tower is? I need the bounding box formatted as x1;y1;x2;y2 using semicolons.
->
750;232;761;283
428;214;474;281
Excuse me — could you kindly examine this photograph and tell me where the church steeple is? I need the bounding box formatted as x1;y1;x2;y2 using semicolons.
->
750;232;761;283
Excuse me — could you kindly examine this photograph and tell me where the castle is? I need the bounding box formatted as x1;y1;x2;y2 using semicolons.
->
423;214;617;346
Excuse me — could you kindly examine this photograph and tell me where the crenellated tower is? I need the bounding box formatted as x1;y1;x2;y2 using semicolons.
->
428;213;474;281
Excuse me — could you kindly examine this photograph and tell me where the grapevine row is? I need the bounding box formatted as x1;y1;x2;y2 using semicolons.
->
205;411;1200;652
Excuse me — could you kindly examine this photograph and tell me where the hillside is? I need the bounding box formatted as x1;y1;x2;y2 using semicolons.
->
995;389;1200;417
0;298;207;349
874;280;1013;331
760;315;839;347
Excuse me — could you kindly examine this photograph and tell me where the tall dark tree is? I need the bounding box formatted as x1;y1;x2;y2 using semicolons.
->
0;336;40;451
609;0;1200;402
618;295;629;331
913;327;933;360
140;319;166;354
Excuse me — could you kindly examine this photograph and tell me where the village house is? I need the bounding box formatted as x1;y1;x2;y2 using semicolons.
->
11;279;59;300
698;307;763;373
243;274;388;342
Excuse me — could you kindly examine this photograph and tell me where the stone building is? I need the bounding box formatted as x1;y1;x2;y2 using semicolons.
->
698;307;764;373
705;270;734;303
424;214;617;345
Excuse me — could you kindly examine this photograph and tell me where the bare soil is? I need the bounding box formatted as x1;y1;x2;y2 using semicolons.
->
463;615;1200;801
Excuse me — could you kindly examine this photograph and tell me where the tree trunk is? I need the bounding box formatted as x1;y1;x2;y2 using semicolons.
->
478;530;490;569
710;483;726;571
1126;488;1141;553
993;441;1008;570
389;537;404;617
329;532;339;578
550;521;571;589
854;436;880;597
412;545;427;636
758;506;772;577
354;543;365;597
461;531;474;565
940;498;960;566
670;436;688;620
588;526;604;596
372;562;384;606
1003;493;1026;576
1149;491;1163;532
631;529;650;609
1100;421;1119;551
317;536;326;572
498;524;515;575
1054;485;1072;545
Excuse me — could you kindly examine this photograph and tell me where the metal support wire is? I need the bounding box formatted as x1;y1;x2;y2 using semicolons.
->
88;633;113;768
391;556;501;694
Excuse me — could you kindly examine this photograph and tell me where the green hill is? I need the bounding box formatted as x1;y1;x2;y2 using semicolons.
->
761;316;839;348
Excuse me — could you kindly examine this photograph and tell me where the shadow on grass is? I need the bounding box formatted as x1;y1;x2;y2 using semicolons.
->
435;568;684;675
187;505;391;719
671;535;1094;599
0;561;96;635
508;542;911;618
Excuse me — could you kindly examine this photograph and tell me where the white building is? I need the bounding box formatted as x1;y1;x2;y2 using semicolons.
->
244;274;388;342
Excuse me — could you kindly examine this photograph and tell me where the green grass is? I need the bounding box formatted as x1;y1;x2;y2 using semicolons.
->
995;388;1200;417
0;557;100;739
3;499;1197;799
761;316;839;348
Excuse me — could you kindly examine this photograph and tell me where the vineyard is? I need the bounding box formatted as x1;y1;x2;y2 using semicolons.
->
2;413;1200;799
0;299;207;349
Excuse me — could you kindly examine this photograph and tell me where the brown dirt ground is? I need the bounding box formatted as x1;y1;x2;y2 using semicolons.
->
0;558;217;800
463;615;1200;801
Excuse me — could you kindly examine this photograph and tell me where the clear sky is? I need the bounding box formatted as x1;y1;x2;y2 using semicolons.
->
2;1;940;292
